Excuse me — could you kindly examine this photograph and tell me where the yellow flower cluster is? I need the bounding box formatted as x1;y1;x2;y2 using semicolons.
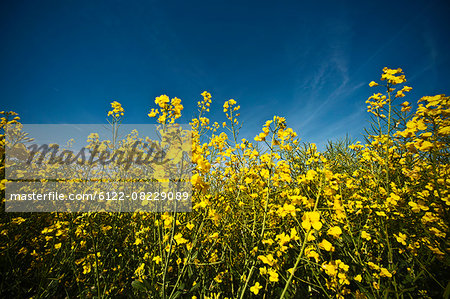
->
148;94;184;124
107;100;124;118
380;67;406;85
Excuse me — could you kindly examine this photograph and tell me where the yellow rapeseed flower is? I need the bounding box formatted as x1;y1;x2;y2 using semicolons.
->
152;256;162;264
319;239;334;252
250;282;263;295
301;211;322;231
258;254;276;267
379;268;392;278
173;233;188;245
268;268;279;282
361;230;371;241
395;233;407;245
327;226;343;238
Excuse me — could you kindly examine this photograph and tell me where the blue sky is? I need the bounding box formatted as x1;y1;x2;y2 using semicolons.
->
1;0;449;149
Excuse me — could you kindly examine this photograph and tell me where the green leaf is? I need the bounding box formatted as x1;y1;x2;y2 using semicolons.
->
132;280;146;292
443;281;450;299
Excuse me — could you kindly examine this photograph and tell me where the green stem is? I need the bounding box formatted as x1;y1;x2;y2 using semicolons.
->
239;123;277;298
162;211;177;299
386;86;392;193
280;175;324;298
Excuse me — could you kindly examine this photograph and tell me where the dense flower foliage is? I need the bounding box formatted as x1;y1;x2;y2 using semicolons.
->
0;67;449;298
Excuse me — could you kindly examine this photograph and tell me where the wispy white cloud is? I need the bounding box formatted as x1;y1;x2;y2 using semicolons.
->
311;106;367;145
294;80;366;147
286;15;354;129
408;32;440;84
289;44;361;135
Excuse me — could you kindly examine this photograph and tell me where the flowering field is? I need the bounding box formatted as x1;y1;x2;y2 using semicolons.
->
0;67;449;298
